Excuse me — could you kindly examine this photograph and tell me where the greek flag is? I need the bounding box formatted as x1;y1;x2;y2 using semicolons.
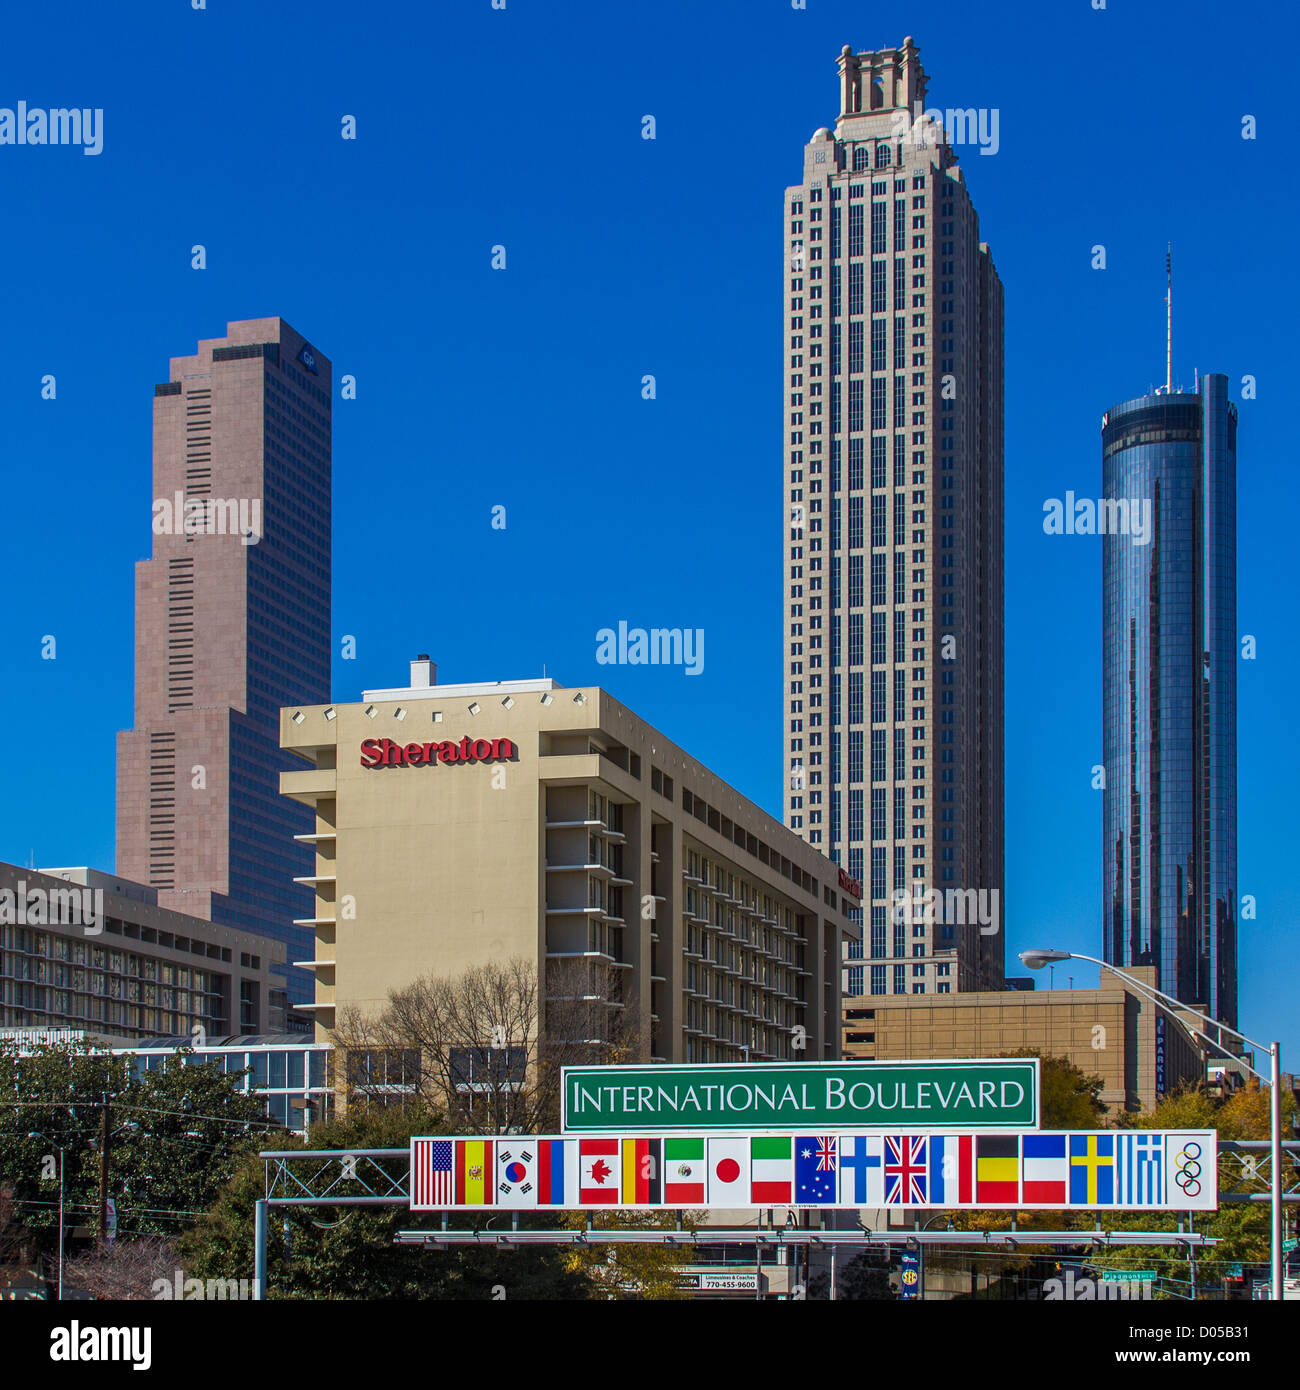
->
1116;1132;1164;1206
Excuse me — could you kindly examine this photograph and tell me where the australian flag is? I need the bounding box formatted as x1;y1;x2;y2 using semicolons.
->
795;1136;838;1204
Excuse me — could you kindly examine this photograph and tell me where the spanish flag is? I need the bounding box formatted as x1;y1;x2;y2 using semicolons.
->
456;1139;494;1205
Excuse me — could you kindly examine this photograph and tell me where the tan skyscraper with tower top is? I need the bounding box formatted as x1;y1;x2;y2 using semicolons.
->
782;40;1005;1003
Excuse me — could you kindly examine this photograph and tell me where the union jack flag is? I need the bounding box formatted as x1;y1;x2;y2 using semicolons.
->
884;1135;929;1204
814;1138;837;1172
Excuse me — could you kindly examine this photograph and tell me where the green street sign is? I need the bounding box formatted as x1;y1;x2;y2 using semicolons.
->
1100;1269;1157;1282
1282;1238;1298;1254
561;1058;1039;1134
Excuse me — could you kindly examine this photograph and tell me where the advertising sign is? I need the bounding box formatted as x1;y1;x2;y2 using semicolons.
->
561;1059;1039;1134
408;1128;1217;1212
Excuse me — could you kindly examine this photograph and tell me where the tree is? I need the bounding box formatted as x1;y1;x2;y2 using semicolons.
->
63;1237;179;1301
1000;1049;1107;1129
0;1039;280;1258
181;1102;592;1300
335;956;640;1133
560;1208;697;1300
1101;1079;1299;1293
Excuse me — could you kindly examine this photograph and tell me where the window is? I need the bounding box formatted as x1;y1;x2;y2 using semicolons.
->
871;318;887;371
871;202;887;253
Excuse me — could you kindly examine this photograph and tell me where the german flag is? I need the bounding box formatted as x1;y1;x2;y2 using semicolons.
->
975;1135;1019;1203
621;1138;661;1204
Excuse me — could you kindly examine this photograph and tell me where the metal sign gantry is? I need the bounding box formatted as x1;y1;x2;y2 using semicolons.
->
251;1141;1300;1299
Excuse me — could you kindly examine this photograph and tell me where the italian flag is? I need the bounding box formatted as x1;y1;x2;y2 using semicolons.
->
751;1136;794;1203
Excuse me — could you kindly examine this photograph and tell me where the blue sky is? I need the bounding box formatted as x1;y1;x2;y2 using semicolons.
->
1;0;1295;1064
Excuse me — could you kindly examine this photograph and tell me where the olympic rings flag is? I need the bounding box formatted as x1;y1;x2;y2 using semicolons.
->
1170;1134;1207;1202
407;1129;1218;1213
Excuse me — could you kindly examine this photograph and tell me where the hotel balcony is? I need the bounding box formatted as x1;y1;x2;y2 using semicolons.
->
280;768;337;807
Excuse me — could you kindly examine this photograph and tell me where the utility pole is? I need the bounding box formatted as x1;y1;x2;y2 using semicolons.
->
98;1089;111;1246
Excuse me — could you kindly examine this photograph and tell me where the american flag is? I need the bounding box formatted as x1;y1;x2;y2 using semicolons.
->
411;1138;454;1209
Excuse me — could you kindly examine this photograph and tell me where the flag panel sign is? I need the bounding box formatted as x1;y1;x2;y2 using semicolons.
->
408;1130;1216;1211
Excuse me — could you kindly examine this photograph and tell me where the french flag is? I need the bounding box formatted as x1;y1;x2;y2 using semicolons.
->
929;1134;973;1205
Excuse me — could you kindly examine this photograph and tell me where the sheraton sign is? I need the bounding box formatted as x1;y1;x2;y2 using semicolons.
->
360;736;515;768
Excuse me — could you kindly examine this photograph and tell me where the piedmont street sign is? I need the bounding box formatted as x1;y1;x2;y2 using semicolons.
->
561;1059;1039;1134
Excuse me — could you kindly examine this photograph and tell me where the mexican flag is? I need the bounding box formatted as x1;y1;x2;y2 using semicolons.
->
663;1137;705;1204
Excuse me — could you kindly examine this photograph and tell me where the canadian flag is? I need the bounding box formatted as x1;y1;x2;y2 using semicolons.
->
579;1139;621;1204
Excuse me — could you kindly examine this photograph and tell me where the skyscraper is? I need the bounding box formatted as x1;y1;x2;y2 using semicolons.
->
116;317;332;1026
783;40;1005;999
1102;372;1237;1026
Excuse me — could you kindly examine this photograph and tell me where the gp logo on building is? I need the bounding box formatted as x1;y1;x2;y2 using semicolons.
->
360;736;516;768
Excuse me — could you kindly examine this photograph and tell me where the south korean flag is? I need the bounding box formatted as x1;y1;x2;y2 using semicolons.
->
496;1143;538;1208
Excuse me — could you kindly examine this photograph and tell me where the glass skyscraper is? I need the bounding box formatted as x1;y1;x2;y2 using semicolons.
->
1101;372;1237;1026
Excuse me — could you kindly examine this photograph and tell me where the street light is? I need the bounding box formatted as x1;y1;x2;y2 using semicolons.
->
1019;947;1286;1303
27;1131;65;1301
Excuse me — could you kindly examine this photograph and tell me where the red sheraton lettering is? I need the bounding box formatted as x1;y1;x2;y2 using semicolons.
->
360;737;516;768
837;867;862;899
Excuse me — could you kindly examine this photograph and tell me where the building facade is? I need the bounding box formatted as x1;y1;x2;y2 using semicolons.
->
842;966;1205;1114
782;40;1005;1001
280;657;860;1062
118;1035;332;1134
0;863;285;1040
1101;374;1237;1025
116;317;332;1025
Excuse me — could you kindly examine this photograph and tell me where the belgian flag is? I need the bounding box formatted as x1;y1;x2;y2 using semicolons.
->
621;1138;662;1204
975;1135;1019;1203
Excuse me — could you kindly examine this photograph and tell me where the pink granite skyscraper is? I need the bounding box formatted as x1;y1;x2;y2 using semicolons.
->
116;318;331;1027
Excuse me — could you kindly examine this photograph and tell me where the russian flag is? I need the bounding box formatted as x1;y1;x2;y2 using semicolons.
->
537;1138;578;1206
1022;1133;1068;1204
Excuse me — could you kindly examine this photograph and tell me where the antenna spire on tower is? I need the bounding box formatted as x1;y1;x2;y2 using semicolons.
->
1165;242;1172;394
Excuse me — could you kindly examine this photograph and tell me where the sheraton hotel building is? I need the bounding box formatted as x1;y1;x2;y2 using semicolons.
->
280;656;859;1063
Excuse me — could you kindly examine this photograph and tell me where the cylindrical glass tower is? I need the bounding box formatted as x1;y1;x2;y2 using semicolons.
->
1101;373;1237;1026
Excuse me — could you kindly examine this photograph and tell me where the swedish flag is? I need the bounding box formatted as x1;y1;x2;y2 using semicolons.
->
1069;1133;1115;1204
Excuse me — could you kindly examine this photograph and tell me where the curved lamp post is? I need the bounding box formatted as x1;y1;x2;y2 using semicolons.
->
1019;947;1284;1303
